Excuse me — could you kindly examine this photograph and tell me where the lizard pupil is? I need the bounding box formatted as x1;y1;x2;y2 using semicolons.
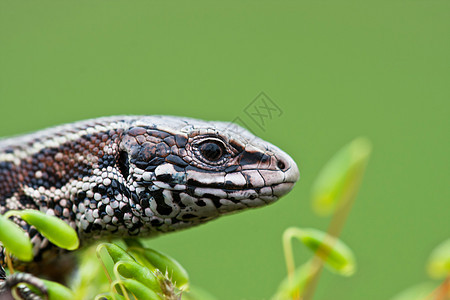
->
199;141;224;162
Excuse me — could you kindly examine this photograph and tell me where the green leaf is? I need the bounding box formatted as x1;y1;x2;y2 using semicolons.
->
390;282;438;300
427;238;450;279
128;247;189;290
98;243;136;264
312;137;371;216
41;279;75;300
286;227;356;276
97;243;137;283
0;214;33;261
114;260;161;292
272;262;317;300
12;210;79;250
112;279;162;300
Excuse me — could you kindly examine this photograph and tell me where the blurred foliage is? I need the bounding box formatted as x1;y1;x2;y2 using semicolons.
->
283;228;356;277
427;239;450;280
311;138;371;216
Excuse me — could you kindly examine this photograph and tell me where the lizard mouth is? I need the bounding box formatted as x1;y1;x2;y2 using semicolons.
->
183;158;300;200
149;159;300;202
184;178;297;191
183;180;297;203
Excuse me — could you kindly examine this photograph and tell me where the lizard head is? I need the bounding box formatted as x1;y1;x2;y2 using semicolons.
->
119;116;300;233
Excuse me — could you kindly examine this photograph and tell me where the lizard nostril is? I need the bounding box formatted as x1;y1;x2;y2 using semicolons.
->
277;159;286;171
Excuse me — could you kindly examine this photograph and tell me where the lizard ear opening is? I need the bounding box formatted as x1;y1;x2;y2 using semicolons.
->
118;150;130;180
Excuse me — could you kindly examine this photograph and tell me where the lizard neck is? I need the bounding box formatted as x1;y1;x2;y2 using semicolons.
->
0;118;145;241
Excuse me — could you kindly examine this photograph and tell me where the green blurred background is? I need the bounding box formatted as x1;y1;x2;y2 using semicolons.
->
1;1;449;299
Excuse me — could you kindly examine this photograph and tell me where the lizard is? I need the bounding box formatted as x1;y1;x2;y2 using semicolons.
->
0;115;299;290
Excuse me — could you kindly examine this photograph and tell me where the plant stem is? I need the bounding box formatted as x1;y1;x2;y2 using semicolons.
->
429;276;450;300
302;163;366;300
96;246;113;284
282;228;304;300
4;250;14;274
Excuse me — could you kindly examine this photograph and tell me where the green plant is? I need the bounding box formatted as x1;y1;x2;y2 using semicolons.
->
391;238;450;300
272;137;371;300
0;209;79;298
0;210;210;299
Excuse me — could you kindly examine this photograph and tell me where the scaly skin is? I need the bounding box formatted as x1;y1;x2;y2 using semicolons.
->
0;116;299;276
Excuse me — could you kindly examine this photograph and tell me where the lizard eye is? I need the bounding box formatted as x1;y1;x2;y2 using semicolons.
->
198;140;226;162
